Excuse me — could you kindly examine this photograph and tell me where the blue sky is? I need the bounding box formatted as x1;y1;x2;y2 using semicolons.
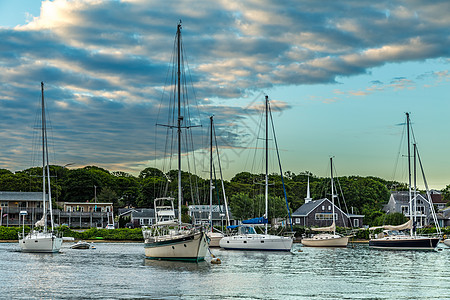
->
0;0;449;189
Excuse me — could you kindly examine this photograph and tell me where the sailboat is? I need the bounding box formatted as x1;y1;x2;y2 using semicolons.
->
206;116;230;247
18;82;63;253
369;113;440;250
301;157;349;247
142;22;208;261
219;95;294;251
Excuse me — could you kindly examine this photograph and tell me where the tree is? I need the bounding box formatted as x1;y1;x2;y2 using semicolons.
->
230;193;254;220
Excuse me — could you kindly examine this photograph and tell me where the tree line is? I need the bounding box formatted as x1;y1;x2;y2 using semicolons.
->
1;166;449;226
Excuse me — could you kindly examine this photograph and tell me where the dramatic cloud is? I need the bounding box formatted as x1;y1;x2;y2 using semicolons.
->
0;0;448;174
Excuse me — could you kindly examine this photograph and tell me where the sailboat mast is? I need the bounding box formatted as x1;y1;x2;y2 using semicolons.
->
264;95;269;235
41;82;47;233
413;143;417;232
406;112;413;236
177;22;182;226
209;116;214;230
330;157;336;235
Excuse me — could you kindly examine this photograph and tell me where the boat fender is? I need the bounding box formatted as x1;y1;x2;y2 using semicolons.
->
211;257;221;264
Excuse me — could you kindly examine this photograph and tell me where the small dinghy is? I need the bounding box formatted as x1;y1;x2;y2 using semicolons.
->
70;240;92;249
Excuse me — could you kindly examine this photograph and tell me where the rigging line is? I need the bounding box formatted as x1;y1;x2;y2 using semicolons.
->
268;100;293;230
391;116;407;186
213;121;230;226
416;147;441;236
334;172;352;229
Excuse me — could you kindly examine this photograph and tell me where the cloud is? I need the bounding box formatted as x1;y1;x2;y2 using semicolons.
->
0;0;449;175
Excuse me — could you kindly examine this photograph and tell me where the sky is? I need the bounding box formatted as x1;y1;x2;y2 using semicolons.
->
0;0;449;189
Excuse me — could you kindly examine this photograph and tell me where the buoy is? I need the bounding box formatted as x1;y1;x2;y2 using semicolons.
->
211;257;221;264
298;249;303;252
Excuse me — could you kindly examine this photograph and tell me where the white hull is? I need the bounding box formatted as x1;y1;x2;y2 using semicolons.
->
19;231;62;253
219;234;293;251
301;234;349;247
444;239;450;247
207;231;224;247
144;231;208;261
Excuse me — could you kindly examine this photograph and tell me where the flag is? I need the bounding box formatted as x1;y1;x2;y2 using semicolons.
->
2;214;7;217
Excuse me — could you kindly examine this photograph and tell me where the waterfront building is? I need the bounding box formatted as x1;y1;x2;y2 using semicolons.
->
382;191;446;227
291;198;364;228
0;191;115;228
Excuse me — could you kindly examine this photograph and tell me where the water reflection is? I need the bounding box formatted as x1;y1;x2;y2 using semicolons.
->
143;258;210;272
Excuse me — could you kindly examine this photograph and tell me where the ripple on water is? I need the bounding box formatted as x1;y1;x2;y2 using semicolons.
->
0;242;449;299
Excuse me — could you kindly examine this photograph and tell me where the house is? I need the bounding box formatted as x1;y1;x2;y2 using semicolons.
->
290;178;364;228
0;192;114;228
383;191;440;227
118;208;157;227
291;198;364;228
0;191;44;226
59;202;115;228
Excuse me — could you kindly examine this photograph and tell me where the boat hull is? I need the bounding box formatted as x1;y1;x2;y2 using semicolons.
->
19;232;63;253
444;239;450;247
144;231;208;262
207;232;224;247
219;234;293;251
301;235;349;247
70;241;92;249
369;236;440;250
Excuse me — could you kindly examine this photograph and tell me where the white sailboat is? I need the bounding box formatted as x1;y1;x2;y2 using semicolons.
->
219;95;293;251
369;113;440;250
142;22;208;261
301;157;349;247
18;82;63;253
206;116;230;247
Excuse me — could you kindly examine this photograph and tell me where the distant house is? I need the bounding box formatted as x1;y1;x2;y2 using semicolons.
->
118;208;157;227
0;191;114;228
383;191;440;227
0;191;44;227
291;198;364;228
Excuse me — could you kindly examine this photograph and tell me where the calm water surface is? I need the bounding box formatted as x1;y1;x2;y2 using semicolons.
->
0;242;449;299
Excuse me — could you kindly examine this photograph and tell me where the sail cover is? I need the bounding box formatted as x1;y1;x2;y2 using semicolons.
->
35;216;45;227
242;217;268;224
369;219;412;231
311;221;336;232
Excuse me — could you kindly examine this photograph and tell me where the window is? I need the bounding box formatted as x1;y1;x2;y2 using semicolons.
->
315;213;338;220
295;218;300;224
417;206;425;215
353;219;359;227
322;206;325;210
328;206;331;210
401;206;409;214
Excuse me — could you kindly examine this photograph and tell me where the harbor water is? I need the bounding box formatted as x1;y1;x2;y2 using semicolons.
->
0;242;449;299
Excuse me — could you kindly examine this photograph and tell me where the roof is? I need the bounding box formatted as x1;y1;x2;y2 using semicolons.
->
391;191;428;203
292;199;327;216
292;198;364;218
0;191;45;201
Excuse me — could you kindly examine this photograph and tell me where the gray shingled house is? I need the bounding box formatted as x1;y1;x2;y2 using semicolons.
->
291;198;364;228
